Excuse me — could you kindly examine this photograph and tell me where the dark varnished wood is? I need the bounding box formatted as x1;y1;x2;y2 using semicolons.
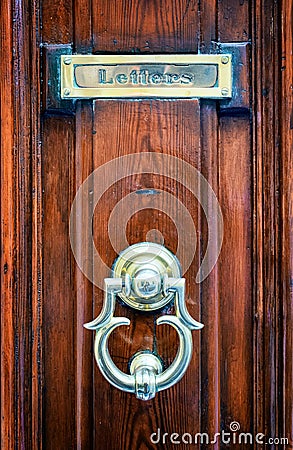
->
281;0;293;446
1;1;292;449
217;2;253;438
92;100;201;449
42;0;73;44
30;1;43;448
252;1;288;447
73;5;94;446
0;0;41;448
218;0;249;42
92;0;199;53
1;1;18;447
218;116;253;430
200;100;221;449
74;101;94;450
42;116;76;449
199;6;220;449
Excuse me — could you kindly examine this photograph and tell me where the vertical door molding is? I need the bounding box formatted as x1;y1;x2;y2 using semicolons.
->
1;0;292;449
0;0;42;449
252;0;292;446
280;0;293;445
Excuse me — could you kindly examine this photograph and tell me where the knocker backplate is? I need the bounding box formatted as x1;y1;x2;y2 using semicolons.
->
112;242;181;311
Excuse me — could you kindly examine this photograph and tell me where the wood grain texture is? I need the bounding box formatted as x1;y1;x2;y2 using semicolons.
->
252;1;266;442
199;0;217;53
281;1;293;446
200;102;221;448
198;5;221;448
1;0;293;449
74;5;94;448
75;101;94;450
11;0;34;442
30;1;43;449
218;116;253;431
218;0;249;42
74;0;93;53
41;0;73;44
0;0;40;448
42;116;76;449
92;0;199;53
42;0;73;449
218;0;253;438
92;100;201;449
252;1;286;447
1;1;17;447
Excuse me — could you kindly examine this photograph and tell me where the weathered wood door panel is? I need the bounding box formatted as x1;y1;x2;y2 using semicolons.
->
1;1;292;449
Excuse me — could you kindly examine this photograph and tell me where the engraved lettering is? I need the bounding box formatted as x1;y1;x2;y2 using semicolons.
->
180;73;193;84
138;69;147;85
98;69;114;84
164;73;180;84
97;69;195;86
66;57;225;98
170;74;180;83
149;73;163;84
164;73;174;84
116;73;128;84
130;69;138;84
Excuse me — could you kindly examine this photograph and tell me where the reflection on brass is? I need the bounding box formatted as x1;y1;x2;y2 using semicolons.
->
61;54;232;99
84;243;204;400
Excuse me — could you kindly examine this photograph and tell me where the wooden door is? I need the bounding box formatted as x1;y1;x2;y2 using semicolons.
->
1;1;292;449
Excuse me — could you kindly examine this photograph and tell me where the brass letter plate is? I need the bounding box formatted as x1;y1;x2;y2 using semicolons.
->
61;55;232;99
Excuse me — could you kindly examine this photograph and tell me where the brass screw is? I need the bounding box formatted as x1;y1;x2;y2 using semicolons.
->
63;88;71;96
221;56;229;64
221;87;229;96
63;57;72;65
